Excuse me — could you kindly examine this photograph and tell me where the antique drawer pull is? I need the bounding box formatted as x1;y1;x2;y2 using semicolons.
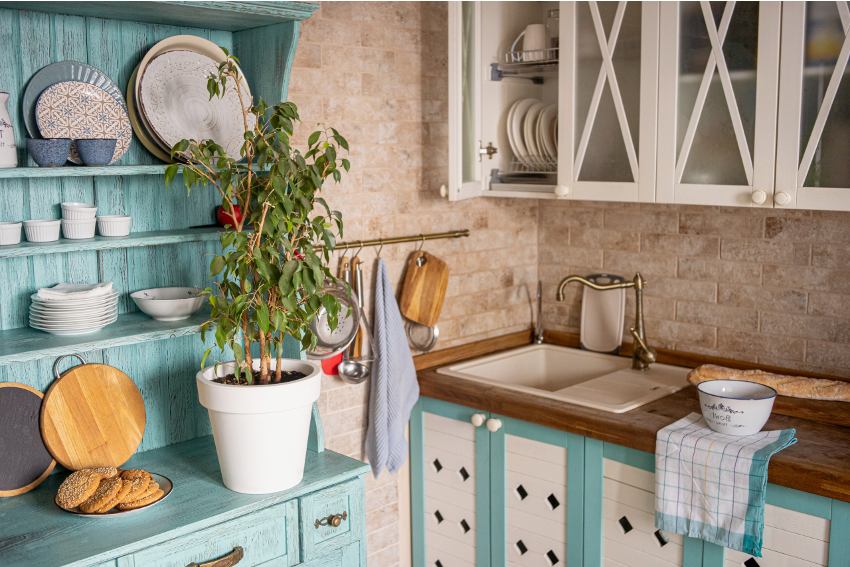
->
187;546;244;567
315;511;348;529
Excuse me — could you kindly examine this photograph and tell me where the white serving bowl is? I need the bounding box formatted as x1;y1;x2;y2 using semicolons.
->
61;218;96;240
23;219;61;243
131;287;205;321
61;202;97;220
697;379;776;436
0;221;22;246
97;215;132;237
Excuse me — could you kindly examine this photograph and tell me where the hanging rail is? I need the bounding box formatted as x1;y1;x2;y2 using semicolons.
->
326;229;470;251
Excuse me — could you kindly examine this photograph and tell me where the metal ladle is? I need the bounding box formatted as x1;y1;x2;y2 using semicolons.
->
338;258;374;384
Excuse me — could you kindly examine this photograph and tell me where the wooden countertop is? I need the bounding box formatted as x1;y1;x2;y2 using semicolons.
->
416;333;850;503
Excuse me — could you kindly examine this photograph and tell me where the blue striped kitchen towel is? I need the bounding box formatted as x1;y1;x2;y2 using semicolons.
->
655;413;796;557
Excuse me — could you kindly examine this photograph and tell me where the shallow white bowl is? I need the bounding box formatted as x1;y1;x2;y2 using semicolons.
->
61;218;96;240
0;221;22;246
131;287;205;321
23;219;61;243
697;379;776;436
61;202;97;220
97;215;132;237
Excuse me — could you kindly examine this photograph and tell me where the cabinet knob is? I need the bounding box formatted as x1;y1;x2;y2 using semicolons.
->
751;189;767;205
774;191;791;206
486;418;503;432
470;413;486;427
439;184;448;198
554;185;569;198
315;511;348;529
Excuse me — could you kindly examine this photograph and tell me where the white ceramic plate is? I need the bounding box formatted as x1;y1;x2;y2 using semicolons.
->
505;99;523;166
137;40;254;158
509;98;539;167
35;81;132;164
30;320;117;335
30;304;117;314
29;319;118;331
30;291;119;304
538;104;558;159
522;101;546;161
29;310;118;324
57;473;173;518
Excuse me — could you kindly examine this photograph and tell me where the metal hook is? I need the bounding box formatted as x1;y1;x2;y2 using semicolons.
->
416;234;425;252
376;240;384;259
354;240;364;260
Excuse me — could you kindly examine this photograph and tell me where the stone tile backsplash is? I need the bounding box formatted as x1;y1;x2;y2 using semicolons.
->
539;203;850;378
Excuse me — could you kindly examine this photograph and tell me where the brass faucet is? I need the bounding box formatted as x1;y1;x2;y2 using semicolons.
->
556;273;656;370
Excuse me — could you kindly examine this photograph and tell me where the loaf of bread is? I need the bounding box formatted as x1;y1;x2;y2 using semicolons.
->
687;364;850;402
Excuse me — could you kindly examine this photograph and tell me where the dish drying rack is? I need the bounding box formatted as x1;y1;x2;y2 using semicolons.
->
491;46;559;83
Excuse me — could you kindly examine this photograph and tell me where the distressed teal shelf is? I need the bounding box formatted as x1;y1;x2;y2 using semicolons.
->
2;1;318;31
0;311;209;365
0;165;173;179
0;227;221;259
0;435;368;567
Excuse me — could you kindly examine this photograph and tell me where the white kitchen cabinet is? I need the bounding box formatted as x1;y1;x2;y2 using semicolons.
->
775;1;850;211
656;1;782;207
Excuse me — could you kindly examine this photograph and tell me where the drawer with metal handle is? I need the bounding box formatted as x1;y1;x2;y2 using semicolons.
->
300;479;364;561
127;501;298;567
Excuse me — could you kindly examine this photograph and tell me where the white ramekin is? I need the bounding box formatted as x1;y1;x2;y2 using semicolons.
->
0;221;22;246
61;218;97;240
24;219;61;243
61;202;97;220
97;215;132;237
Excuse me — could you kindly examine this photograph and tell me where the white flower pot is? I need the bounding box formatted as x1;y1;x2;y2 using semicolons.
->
196;358;322;494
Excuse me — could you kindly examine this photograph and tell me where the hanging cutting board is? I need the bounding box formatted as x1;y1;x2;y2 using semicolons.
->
41;363;146;470
0;383;56;497
399;251;449;327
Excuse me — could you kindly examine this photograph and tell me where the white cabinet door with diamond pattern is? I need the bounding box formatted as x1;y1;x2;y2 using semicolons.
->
656;1;782;207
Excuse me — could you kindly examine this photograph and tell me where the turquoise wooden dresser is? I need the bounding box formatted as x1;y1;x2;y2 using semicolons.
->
0;2;370;566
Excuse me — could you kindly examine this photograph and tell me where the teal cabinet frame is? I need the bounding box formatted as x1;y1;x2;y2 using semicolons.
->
411;397;850;567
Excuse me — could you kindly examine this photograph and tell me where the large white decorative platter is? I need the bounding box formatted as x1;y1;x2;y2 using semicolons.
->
35;81;132;164
139;49;252;159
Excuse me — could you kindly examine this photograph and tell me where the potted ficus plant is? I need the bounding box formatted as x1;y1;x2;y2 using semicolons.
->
166;52;349;494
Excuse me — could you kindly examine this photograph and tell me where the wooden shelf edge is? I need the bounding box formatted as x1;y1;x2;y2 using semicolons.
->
0;311;209;365
0;227;221;259
0;164;171;179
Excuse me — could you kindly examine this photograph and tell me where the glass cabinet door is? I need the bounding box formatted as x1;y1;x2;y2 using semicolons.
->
559;1;659;202
656;1;781;207
448;1;484;201
775;1;850;211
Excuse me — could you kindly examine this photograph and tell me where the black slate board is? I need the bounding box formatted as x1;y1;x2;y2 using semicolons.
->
0;383;55;496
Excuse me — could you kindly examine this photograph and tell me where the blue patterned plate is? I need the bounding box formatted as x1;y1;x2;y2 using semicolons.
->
22;60;126;140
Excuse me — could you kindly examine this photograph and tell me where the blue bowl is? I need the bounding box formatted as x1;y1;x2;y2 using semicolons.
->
76;138;117;166
27;138;71;167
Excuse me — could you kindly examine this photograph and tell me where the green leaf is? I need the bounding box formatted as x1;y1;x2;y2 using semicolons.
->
308;131;321;147
210;256;226;276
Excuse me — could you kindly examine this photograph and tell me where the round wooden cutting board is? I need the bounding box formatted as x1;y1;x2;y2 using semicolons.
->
40;363;146;470
0;382;56;497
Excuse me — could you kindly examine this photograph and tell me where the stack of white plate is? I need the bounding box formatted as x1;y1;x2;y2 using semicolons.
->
506;98;558;171
29;287;119;336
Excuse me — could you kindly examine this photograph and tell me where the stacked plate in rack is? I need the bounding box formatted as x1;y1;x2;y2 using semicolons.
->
29;283;119;336
506;98;558;172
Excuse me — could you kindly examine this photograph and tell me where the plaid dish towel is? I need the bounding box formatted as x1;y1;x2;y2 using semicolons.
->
655;413;796;557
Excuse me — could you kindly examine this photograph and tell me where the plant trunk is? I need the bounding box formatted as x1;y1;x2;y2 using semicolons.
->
242;314;253;380
258;332;270;383
275;340;283;383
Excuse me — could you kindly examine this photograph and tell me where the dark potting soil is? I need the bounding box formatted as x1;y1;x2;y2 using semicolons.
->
213;370;307;385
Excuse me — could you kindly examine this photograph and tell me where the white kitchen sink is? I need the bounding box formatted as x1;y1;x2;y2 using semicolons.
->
437;344;690;413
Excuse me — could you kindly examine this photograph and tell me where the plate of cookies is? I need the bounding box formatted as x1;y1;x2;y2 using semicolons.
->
54;466;172;517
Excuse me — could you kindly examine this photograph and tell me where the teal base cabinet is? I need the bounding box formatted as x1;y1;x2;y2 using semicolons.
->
411;397;850;567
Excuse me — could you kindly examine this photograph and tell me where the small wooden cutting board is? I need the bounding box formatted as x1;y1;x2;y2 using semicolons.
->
0;382;56;497
399;251;449;327
40;363;146;470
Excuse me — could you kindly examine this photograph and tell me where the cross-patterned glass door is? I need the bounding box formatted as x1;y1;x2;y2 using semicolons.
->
559;1;659;202
776;1;850;211
657;1;781;207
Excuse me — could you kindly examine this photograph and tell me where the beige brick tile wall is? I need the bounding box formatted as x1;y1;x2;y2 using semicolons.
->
289;3;537;565
540;203;850;377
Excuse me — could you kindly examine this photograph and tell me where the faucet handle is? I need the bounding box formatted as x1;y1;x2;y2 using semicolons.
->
629;327;656;364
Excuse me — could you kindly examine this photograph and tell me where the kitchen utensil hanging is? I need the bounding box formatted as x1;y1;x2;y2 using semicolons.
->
0;382;56;497
399;248;449;328
338;252;375;384
40;355;146;470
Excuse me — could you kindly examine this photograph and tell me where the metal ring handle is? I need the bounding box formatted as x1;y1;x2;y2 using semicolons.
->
187;546;244;567
315;511;348;529
52;354;86;380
